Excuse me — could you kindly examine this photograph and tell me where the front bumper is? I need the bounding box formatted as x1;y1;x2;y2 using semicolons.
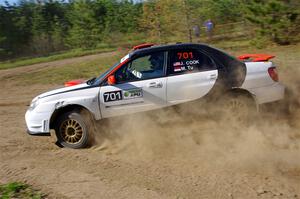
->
27;129;50;136
25;108;51;136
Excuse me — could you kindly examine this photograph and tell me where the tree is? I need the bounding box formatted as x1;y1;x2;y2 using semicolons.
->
0;2;35;58
244;0;300;45
140;0;191;43
66;0;103;48
201;0;244;23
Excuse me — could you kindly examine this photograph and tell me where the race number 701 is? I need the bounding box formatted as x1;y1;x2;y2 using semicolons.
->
177;52;194;60
103;91;122;102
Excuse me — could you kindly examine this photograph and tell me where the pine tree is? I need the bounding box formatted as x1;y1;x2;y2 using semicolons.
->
67;0;102;49
244;0;300;45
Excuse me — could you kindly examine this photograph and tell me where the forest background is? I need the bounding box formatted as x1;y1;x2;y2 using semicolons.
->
0;0;299;61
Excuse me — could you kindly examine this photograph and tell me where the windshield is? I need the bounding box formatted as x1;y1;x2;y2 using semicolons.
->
93;62;120;85
93;53;131;85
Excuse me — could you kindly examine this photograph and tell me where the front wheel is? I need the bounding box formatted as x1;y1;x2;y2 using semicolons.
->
55;111;94;149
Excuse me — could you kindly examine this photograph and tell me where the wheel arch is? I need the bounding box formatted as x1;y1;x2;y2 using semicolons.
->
49;104;94;130
226;88;258;106
228;88;253;96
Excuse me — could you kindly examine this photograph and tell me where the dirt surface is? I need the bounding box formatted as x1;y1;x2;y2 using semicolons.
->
0;49;300;199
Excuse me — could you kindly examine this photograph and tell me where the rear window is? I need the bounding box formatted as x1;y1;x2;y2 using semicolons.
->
168;49;216;75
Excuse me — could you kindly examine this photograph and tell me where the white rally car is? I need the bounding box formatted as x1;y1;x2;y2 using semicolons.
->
25;43;285;148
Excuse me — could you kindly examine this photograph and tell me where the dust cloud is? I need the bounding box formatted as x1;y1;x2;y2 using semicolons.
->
92;70;300;175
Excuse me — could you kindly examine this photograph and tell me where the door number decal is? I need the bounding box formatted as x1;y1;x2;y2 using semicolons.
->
103;91;123;102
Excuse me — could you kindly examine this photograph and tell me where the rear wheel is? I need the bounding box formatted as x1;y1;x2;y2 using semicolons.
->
218;92;257;122
55;111;94;149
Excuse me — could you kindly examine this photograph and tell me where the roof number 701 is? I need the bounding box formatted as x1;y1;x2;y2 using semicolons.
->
177;52;193;60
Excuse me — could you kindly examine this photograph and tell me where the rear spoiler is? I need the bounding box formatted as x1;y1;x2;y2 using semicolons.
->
238;54;275;62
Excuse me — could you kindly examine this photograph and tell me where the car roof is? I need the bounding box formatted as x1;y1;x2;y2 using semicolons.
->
128;43;246;87
130;43;211;57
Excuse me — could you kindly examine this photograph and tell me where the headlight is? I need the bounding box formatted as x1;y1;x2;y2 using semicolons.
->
29;97;40;110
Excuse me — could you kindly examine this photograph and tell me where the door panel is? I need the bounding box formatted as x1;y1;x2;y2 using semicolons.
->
167;48;218;105
167;70;218;104
100;78;167;118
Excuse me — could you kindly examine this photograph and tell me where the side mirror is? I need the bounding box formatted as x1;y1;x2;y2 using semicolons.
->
107;75;116;85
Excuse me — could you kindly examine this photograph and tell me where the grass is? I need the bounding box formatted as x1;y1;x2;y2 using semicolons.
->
0;182;45;199
212;39;252;51
0;34;251;71
7;39;300;86
0;47;115;70
0;37;147;70
16;52;121;85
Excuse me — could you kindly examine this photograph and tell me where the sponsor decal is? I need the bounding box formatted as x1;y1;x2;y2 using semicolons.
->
123;88;143;99
104;88;143;102
120;54;129;63
131;69;142;79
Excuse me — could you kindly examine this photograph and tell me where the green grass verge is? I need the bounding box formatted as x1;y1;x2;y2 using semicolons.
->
0;47;115;70
16;52;121;85
0;182;45;199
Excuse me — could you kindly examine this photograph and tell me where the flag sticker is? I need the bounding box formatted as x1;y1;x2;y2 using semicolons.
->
174;66;187;72
173;61;185;72
174;66;182;72
173;61;183;67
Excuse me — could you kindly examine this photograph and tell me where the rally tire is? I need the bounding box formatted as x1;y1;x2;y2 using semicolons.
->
55;111;94;149
218;92;257;122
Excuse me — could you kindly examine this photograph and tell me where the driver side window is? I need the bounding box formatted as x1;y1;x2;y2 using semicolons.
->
115;51;166;83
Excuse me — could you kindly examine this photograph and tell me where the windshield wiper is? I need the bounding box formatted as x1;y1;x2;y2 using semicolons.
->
86;77;96;85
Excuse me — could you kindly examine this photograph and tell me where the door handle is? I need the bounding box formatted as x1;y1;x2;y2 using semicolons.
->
208;74;217;80
147;82;163;88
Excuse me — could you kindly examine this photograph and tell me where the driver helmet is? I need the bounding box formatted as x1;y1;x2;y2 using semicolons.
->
149;53;164;70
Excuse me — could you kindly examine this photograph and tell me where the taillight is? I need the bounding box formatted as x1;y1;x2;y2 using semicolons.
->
268;67;279;82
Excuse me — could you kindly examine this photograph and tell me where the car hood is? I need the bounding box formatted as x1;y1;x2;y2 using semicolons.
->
37;83;90;99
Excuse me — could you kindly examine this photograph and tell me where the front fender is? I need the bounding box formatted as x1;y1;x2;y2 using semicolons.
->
51;96;101;120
